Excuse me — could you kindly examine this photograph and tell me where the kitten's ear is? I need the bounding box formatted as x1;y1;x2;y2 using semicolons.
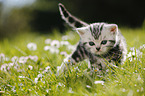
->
76;28;86;36
108;24;118;34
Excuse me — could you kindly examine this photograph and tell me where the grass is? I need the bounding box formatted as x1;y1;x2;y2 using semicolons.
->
0;28;145;96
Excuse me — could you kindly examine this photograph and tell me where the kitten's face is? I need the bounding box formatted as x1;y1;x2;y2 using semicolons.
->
76;23;118;55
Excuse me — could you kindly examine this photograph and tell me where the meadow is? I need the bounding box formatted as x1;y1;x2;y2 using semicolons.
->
0;28;145;96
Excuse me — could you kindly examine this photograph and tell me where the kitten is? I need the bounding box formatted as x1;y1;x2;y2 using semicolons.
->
57;3;127;75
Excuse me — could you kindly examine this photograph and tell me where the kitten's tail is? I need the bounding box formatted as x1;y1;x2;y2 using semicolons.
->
58;3;88;28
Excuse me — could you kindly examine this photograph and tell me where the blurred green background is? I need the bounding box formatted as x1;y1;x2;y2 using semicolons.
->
0;0;145;39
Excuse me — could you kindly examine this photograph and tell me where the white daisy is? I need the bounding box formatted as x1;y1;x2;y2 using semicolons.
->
27;42;37;51
1;63;8;71
67;45;76;50
44;46;51;51
11;56;19;63
28;65;33;70
19;56;28;64
94;81;104;85
60;51;68;57
0;53;5;62
50;47;59;54
62;35;68;40
51;40;60;48
29;55;38;62
44;46;59;54
60;41;70;46
45;39;51;44
68;87;74;93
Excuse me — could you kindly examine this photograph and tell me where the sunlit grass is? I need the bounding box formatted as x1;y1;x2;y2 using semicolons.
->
0;28;145;96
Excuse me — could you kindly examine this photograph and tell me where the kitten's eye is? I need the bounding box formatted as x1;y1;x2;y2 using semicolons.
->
101;40;107;45
89;42;95;46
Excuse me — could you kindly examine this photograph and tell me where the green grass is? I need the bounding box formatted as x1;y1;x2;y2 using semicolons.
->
0;28;145;96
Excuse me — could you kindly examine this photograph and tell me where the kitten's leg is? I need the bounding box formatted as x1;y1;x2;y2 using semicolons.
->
90;58;119;74
57;43;87;76
89;58;107;72
56;56;76;76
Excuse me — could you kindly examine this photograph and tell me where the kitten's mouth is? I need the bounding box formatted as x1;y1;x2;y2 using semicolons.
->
95;51;102;55
95;50;106;55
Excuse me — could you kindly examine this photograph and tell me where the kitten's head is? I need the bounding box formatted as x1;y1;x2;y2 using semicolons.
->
76;23;118;55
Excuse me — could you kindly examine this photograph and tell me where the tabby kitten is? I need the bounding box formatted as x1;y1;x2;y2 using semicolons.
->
57;3;127;75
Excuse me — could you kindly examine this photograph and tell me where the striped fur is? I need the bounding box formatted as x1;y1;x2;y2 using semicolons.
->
58;3;88;28
90;23;104;39
57;3;127;76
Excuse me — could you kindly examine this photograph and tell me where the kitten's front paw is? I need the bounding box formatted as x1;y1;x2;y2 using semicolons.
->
56;66;61;76
56;57;74;76
56;62;67;76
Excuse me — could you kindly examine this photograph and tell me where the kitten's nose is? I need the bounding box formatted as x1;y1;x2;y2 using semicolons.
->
96;47;100;51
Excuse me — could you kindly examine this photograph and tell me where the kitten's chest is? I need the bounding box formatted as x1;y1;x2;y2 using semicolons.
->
88;45;122;64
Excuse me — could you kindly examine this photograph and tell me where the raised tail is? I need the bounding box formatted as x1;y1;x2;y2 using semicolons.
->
58;3;88;28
